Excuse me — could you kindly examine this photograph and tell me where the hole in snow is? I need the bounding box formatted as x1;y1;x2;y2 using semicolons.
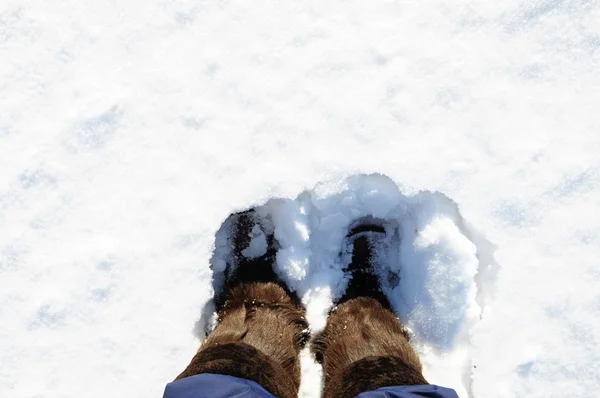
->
196;173;499;397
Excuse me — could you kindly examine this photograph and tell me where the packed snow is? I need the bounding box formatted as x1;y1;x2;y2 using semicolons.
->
1;1;599;398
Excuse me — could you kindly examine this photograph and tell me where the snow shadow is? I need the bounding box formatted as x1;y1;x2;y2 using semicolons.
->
196;173;498;396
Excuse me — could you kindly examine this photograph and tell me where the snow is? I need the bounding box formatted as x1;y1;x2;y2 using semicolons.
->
1;1;599;398
240;224;268;259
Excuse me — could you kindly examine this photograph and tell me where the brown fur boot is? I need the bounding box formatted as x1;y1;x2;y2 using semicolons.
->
312;222;428;398
176;282;308;398
312;297;427;398
175;210;308;398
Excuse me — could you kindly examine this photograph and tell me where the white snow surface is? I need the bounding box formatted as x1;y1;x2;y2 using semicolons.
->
1;1;599;398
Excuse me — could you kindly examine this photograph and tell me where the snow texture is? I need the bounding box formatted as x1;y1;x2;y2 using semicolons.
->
240;225;268;260
1;1;599;398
